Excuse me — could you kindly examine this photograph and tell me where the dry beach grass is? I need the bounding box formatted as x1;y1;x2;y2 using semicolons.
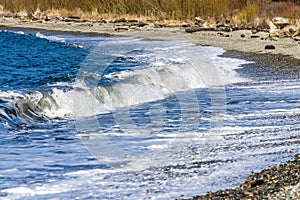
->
0;0;300;24
0;0;260;20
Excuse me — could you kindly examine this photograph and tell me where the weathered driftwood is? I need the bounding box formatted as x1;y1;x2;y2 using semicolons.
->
185;27;215;33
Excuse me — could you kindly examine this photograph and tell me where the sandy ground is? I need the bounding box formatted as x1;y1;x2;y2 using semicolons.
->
1;18;300;59
121;28;300;60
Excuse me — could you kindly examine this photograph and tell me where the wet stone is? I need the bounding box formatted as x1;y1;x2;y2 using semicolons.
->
181;154;300;200
265;45;276;50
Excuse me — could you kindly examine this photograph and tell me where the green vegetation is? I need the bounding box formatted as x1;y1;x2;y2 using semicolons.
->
0;0;299;21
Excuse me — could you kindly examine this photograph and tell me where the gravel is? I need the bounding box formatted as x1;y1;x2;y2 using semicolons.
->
181;154;300;200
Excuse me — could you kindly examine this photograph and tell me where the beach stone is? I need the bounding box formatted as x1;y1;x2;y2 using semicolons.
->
281;25;298;36
114;18;126;23
292;30;300;37
256;24;263;30
252;30;258;34
241;34;246;38
246;180;265;188
293;37;300;42
265;45;276;50
216;25;231;32
138;21;148;27
47;15;62;21
194;17;204;25
217;32;230;37
185;154;300;200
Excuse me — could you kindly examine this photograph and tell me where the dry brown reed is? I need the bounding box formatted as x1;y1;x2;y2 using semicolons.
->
0;0;299;23
0;0;248;19
257;1;300;19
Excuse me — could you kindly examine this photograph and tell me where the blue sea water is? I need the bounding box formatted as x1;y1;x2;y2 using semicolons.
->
0;30;299;199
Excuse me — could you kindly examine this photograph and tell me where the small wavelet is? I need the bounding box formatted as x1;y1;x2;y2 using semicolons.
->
15;31;25;35
35;32;66;43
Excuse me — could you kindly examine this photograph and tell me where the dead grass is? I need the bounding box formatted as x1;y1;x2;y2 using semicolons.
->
258;1;300;19
237;3;259;24
0;0;299;24
41;8;160;21
0;4;4;13
0;0;248;19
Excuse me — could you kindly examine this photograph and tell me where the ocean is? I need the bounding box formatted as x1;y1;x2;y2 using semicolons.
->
0;30;299;199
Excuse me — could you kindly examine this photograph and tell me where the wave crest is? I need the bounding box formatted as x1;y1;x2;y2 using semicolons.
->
0;40;249;122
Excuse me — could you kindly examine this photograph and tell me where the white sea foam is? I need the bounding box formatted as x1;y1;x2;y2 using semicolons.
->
0;91;25;99
35;32;66;43
14;31;25;35
2;187;35;197
5;40;249;119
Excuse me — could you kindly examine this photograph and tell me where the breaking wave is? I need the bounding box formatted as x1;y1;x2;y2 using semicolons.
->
0;39;249;125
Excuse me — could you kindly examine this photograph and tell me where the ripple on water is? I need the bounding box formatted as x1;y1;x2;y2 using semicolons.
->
0;31;299;199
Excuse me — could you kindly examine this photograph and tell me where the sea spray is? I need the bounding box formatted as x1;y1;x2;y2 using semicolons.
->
2;39;249;120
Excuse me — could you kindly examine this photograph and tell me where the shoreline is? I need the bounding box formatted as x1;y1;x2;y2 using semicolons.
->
183;154;300;200
0;19;300;59
1;20;300;199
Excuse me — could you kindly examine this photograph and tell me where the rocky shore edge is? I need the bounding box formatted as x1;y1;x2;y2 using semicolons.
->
0;12;299;200
180;154;300;200
0;12;299;39
1;13;299;59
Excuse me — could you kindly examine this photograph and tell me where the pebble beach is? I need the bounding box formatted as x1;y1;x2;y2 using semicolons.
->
184;154;300;200
1;15;299;199
0;16;299;59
